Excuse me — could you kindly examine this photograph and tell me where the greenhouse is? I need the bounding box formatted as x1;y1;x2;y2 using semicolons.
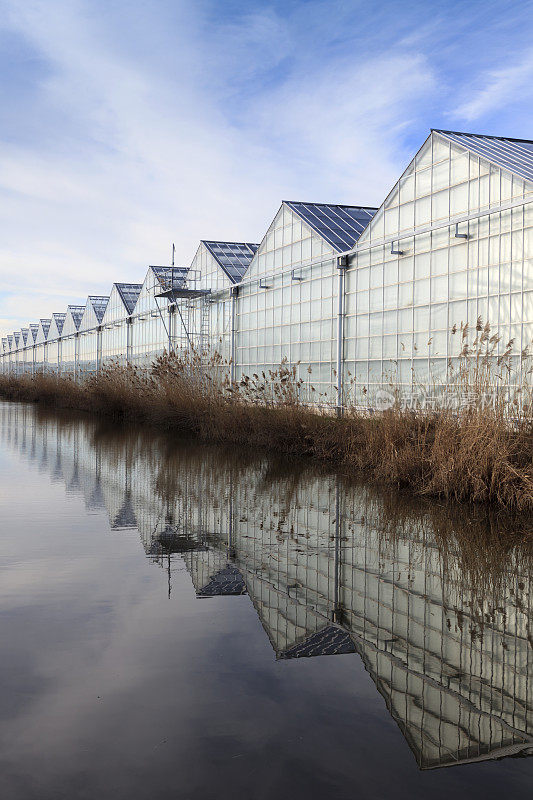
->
2;128;533;409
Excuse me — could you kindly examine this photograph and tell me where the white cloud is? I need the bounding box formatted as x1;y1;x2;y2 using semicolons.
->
452;51;533;122
0;0;438;337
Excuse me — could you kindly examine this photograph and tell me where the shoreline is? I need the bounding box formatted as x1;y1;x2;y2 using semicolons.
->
1;361;533;514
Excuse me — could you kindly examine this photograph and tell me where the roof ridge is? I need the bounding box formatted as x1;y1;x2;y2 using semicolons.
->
434;129;533;184
284;200;378;210
432;128;533;146
202;239;259;246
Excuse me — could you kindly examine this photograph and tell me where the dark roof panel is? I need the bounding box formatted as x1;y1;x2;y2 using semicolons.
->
52;313;66;335
433;129;533;184
88;296;109;323
278;625;356;659
40;319;51;338
67;305;85;330
115;283;142;314
202;241;259;283
150;266;189;293
284;202;378;251
197;565;247;597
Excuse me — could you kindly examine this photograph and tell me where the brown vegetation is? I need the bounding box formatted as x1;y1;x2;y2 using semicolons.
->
1;320;533;511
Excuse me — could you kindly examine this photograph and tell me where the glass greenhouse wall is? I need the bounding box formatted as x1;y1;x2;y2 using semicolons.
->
2;129;533;409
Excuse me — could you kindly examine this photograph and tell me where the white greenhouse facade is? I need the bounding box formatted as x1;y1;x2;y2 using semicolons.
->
2;129;533;408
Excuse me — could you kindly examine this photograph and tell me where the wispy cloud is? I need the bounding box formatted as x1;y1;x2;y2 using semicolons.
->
452;51;533;122
1;0;533;337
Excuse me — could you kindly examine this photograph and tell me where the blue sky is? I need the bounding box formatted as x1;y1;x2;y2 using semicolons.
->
2;0;533;336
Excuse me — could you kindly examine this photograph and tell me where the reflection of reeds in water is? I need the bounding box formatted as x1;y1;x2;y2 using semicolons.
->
31;406;530;626
368;490;533;629
1;321;533;511
3;402;531;769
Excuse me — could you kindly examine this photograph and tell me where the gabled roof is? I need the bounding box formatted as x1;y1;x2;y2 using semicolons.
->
278;625;356;660
433;129;533;184
202;241;259;283
21;328;29;345
39;319;51;338
52;313;66;335
87;296;109;323
115;283;142;314
284;202;378;252
13;332;21;347
67;305;85;330
197;565;247;597
29;324;39;342
149;266;189;292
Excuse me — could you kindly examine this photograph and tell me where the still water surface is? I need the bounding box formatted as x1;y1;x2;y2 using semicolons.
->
0;401;532;799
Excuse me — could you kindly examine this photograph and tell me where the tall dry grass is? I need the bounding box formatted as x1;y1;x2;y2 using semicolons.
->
1;320;533;511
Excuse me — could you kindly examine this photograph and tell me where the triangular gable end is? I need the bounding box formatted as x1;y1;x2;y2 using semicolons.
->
35;319;51;344
101;283;141;324
90;296;109;324
190;243;227;292
357;129;533;249
199;241;259;287
132;266;189;315
116;283;142;315
356;133;432;247
433;129;533;189
13;332;21;349
61;305;86;337
79;300;99;332
28;324;39;343
246;203;340;281
48;313;66;340
21;328;29;346
79;296;108;332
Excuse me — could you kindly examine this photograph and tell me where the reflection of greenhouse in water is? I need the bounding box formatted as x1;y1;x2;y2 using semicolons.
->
4;130;533;407
1;402;531;770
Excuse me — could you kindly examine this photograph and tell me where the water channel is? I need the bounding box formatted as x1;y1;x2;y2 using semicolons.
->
0;401;531;799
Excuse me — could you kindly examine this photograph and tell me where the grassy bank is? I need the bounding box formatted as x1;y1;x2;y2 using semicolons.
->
2;328;533;512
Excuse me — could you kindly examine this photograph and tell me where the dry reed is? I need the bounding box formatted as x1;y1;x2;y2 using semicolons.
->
1;320;533;511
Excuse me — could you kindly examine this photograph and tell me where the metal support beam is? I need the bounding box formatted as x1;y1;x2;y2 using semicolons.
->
74;334;79;382
336;256;348;415
168;306;173;354
230;285;239;385
126;317;133;363
96;326;102;375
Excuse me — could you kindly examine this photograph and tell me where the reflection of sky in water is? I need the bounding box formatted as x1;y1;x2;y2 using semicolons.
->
0;401;531;800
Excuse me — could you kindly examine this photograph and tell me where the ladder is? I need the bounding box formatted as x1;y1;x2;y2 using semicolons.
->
199;297;211;358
